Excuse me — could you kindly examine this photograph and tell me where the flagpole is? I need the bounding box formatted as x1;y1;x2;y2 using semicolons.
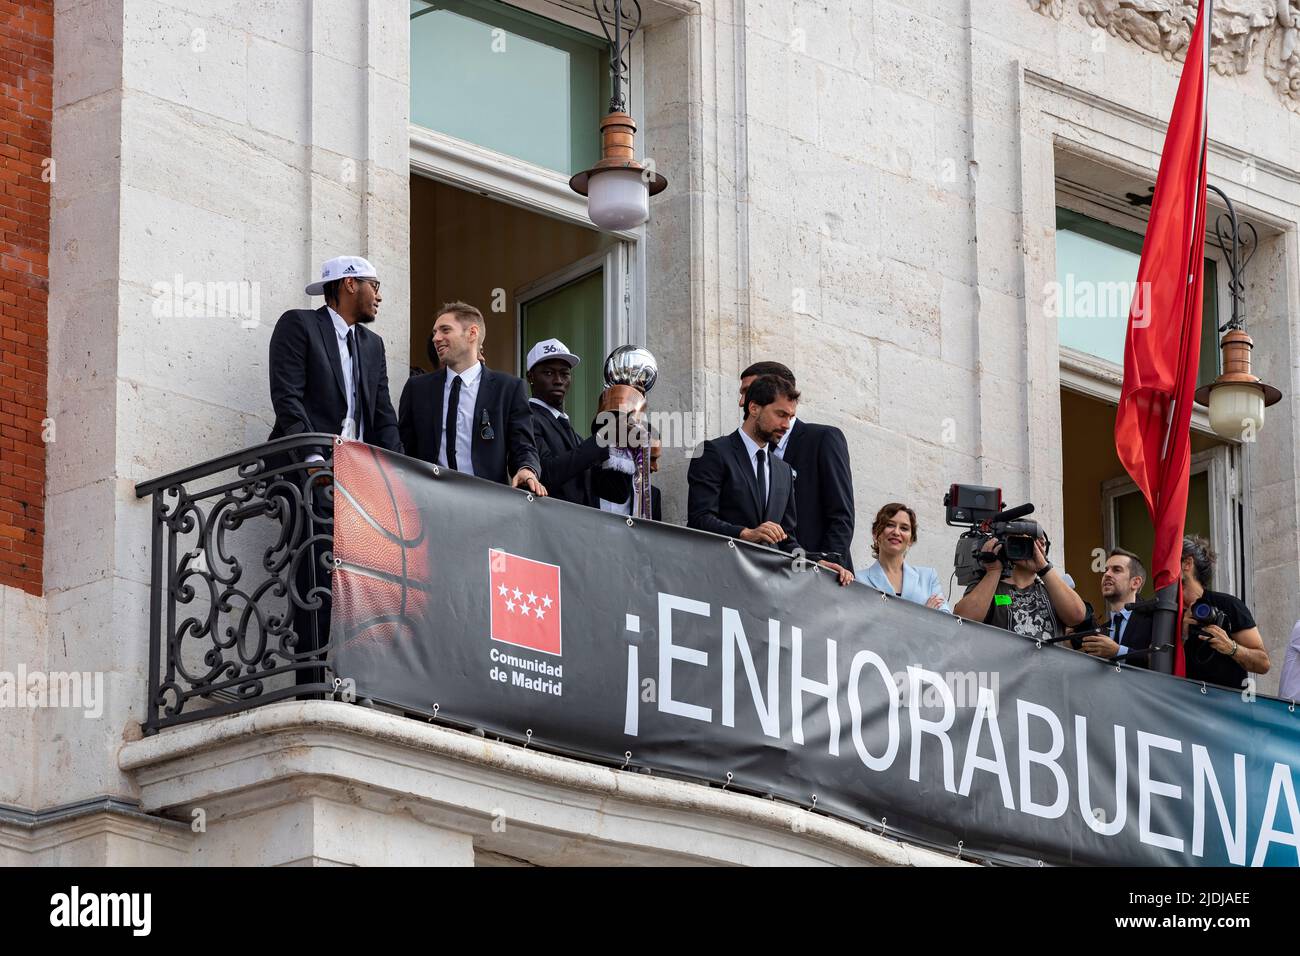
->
1148;0;1213;675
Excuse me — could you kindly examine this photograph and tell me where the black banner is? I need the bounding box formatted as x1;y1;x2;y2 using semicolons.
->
331;442;1300;867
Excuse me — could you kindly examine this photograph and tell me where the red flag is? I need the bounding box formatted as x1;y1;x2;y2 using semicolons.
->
1114;0;1212;676
489;548;562;656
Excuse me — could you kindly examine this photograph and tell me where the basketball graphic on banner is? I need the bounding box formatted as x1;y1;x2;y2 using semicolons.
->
331;441;432;649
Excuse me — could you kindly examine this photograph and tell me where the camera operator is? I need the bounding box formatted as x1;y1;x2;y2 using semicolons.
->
953;527;1088;641
1180;535;1269;687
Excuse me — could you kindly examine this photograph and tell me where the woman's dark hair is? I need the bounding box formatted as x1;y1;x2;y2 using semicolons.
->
871;503;918;557
1182;535;1216;586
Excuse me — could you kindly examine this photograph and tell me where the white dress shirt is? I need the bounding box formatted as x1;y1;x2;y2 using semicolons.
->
1108;605;1132;658
772;416;796;460
328;307;363;442
736;427;771;508
306;307;363;464
438;361;483;476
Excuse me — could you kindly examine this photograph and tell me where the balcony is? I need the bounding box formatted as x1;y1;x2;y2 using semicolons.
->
121;435;963;867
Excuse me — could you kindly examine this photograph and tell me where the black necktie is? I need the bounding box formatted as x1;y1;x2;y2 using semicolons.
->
560;415;579;449
1112;613;1124;644
346;327;363;427
445;375;462;470
755;448;767;516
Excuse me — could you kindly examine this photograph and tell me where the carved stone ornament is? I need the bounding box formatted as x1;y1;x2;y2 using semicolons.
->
1030;0;1300;109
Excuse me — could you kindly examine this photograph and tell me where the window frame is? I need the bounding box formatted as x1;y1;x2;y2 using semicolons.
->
1054;184;1230;439
1101;447;1241;599
409;0;648;371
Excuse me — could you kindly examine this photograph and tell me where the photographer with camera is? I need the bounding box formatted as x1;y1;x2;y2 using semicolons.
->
1180;535;1269;688
953;525;1088;641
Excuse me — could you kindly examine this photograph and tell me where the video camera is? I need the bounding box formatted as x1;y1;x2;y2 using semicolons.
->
944;484;1048;586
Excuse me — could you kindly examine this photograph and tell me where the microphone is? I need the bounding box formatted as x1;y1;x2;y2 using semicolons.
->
989;502;1035;523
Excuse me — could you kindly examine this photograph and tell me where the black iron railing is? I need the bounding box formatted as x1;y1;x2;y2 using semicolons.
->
135;434;342;734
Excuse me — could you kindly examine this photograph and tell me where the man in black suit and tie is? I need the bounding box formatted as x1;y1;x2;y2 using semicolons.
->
524;338;609;506
689;375;852;586
738;362;855;571
268;255;403;457
1081;548;1153;668
267;255;402;691
398;301;546;495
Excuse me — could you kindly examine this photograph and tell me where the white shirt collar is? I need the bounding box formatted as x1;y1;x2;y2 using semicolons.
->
529;397;568;419
327;306;351;340
736;427;768;462
447;361;483;388
775;416;797;455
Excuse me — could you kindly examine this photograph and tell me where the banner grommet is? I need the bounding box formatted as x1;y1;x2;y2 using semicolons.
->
524;728;533;749
432;465;440;476
1200;682;1208;694
727;540;736;549
626;517;634;527
621;751;632;770
722;771;733;790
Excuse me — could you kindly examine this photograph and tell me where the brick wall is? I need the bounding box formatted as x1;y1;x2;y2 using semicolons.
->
0;1;51;596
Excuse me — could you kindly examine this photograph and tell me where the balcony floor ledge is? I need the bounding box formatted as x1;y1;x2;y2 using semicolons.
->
118;702;971;867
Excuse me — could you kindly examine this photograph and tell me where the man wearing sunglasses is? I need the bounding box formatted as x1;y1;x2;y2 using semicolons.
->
268;255;403;459
399;301;546;495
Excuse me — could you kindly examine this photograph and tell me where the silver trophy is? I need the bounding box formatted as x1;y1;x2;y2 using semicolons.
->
600;345;658;519
602;345;658;394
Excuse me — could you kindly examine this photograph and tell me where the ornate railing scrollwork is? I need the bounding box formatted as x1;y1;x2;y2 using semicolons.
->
136;434;341;734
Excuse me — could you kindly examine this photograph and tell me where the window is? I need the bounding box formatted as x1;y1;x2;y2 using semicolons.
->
410;0;611;176
1055;207;1220;391
1103;449;1240;598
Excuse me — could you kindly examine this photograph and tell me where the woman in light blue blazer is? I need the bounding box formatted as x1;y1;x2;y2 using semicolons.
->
857;502;951;612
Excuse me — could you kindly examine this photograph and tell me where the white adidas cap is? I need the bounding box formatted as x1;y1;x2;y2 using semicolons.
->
526;338;581;372
305;256;379;296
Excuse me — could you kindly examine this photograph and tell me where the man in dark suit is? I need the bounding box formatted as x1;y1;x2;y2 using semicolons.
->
268;255;402;457
738;362;855;571
266;255;402;692
398;301;546;494
689;375;852;586
524;338;609;506
1081;548;1153;668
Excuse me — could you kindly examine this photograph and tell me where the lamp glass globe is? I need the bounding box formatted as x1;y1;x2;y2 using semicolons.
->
1207;383;1265;440
587;168;649;230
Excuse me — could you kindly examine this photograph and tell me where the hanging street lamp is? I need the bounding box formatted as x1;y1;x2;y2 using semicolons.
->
569;0;667;230
1193;184;1282;440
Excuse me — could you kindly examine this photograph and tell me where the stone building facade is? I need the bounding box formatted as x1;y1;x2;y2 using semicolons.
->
1;0;1297;865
